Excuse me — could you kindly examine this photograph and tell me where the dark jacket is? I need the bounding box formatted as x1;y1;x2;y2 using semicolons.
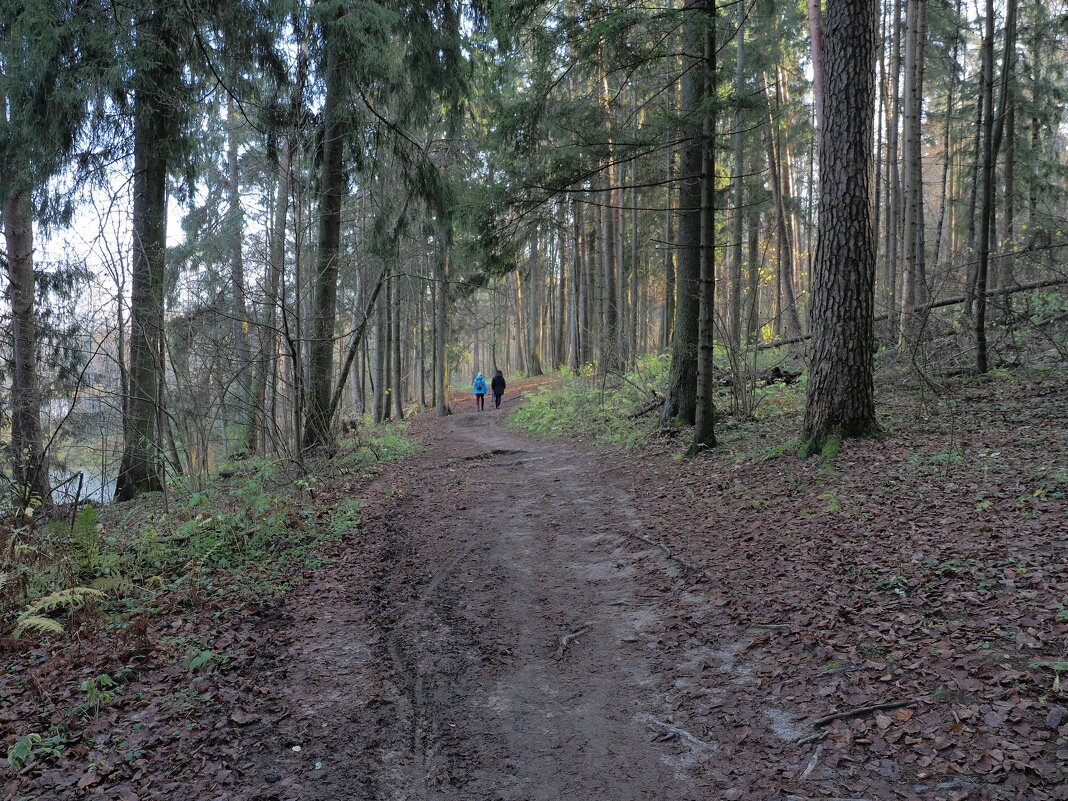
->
491;372;506;395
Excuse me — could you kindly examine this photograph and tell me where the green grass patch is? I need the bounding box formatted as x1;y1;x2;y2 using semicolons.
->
507;355;670;447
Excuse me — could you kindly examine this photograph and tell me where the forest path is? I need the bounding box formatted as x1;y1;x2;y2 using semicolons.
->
238;398;707;801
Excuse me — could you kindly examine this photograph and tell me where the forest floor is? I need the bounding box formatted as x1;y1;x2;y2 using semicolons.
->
3;370;1067;801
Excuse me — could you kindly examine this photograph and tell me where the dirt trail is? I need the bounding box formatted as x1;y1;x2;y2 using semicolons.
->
237;405;705;801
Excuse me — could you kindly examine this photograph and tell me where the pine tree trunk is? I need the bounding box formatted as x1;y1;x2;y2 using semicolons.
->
898;0;928;344
803;0;879;451
556;210;569;368
374;280;388;423
3;188;52;506
746;209;760;343
252;130;293;454
662;145;676;350
435;224;452;417
601;138;620;371
661;7;704;426
763;72;803;342
932;0;963;274
227;97;253;449
303;15;347;448
728;10;745;352
116;76;172;500
884;0;903;334
392;276;405;420
570;198;583;371
975;0;996;374
526;232;543;375
992;0;1019;307
629;148;640;364
690;1;717;454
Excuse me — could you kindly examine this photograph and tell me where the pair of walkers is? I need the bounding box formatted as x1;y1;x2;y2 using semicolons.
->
472;370;506;411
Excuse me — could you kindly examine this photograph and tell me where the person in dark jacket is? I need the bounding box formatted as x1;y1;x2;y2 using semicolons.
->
490;370;506;409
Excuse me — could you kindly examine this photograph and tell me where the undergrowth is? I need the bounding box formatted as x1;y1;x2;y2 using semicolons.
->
0;421;422;644
508;350;807;449
508;355;670;446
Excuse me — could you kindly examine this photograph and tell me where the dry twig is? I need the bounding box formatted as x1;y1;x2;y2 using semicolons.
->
555;622;593;658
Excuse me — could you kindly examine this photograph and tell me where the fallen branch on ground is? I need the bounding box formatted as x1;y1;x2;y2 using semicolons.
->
555;622;593;658
646;719;715;751
807;698;916;729
620;531;717;583
629;396;663;419
793;698;921;745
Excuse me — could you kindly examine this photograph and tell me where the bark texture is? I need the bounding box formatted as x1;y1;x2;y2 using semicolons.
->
303;15;347;448
661;7;704;426
802;0;879;450
116;67;174;500
690;3;717;454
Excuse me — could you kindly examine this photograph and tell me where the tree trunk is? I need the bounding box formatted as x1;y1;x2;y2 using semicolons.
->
992;0;1019;309
556;207;569;368
116;75;172;500
975;0;996;374
690;1;717;454
600;126;620;371
932;0;962;273
252;129;293;454
746;209;760;343
629;141;640;365
728;10;745;351
662;144;676;350
898;0;928;344
3;189;52;506
392;275;405;420
526;232;543;375
802;0;879;452
570;198;583;372
435;224;452;417
374;278;388;423
227;97;253;448
884;0;903;333
303;14;347;448
763;72;803;342
661;7;704;426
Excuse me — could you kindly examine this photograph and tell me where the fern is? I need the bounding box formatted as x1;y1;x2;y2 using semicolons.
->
70;506;102;578
12;587;103;638
90;574;134;594
22;587;102;616
13;615;64;637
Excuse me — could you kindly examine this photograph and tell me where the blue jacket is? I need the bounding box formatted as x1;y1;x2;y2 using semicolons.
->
473;375;487;394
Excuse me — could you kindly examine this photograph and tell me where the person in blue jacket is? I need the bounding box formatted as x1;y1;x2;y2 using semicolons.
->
472;372;487;411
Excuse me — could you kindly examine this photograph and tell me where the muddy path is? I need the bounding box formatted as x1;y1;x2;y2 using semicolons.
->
236;404;711;801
